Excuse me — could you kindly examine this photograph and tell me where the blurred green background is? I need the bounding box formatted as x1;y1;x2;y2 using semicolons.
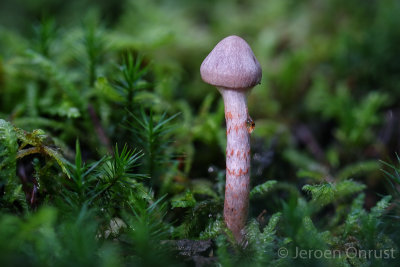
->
2;0;399;197
1;0;400;265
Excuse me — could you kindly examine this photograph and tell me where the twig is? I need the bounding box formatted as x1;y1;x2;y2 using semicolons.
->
87;104;112;153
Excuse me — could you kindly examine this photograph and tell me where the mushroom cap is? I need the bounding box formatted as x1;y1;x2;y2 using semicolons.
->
200;35;262;90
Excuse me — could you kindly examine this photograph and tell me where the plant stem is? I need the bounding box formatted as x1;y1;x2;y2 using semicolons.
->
87;105;112;153
219;88;250;242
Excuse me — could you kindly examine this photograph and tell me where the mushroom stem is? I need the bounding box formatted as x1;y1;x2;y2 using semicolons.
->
218;87;250;242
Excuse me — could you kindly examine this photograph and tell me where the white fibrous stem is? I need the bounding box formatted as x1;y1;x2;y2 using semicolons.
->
219;87;251;242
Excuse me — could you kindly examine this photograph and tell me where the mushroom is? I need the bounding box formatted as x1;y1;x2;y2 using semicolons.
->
200;35;262;242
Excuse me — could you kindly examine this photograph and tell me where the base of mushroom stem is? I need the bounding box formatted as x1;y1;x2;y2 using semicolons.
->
223;217;249;244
